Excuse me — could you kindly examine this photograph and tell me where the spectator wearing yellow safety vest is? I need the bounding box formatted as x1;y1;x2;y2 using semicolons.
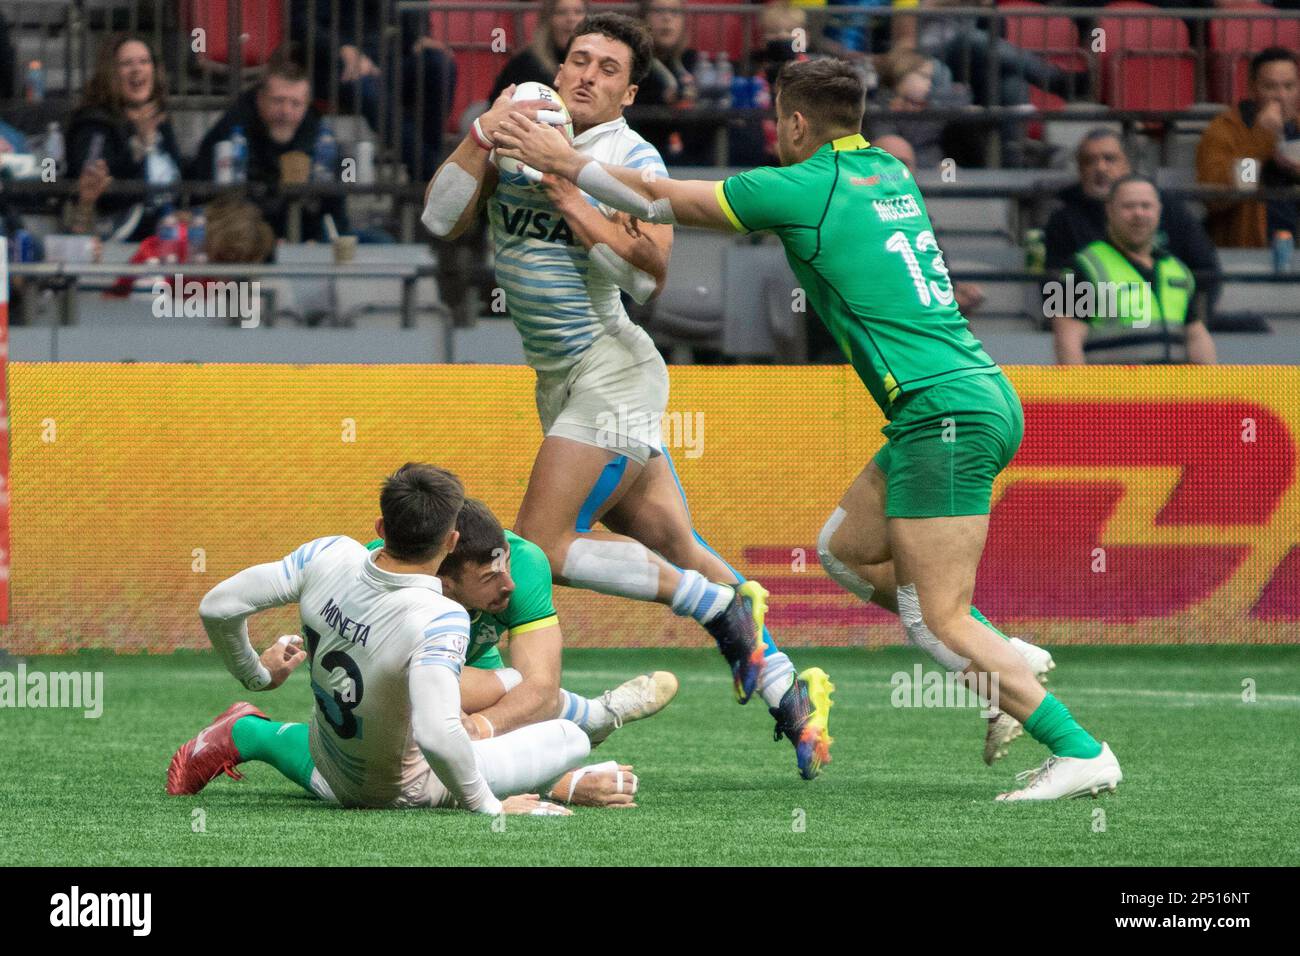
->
1051;175;1218;366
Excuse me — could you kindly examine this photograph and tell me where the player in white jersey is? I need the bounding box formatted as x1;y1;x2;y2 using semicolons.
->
166;464;625;814
422;12;834;780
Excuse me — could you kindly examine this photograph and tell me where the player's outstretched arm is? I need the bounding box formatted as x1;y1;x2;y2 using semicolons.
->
542;173;672;302
421;85;554;240
493;114;734;231
409;662;504;815
465;622;564;737
199;561;302;691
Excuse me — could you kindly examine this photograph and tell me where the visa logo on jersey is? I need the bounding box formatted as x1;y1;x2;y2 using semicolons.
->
497;201;577;246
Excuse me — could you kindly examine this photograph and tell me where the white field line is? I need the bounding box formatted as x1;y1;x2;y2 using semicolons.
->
557;672;1300;706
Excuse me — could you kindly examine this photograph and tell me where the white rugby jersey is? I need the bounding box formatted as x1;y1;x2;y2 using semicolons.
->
487;115;668;371
200;536;490;810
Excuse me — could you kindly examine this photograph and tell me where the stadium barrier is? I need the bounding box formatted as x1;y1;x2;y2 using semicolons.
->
4;363;1297;653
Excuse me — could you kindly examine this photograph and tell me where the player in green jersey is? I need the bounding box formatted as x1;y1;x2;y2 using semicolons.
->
368;499;679;751
495;57;1122;801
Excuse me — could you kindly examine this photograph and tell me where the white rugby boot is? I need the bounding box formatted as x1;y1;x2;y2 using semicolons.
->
996;743;1123;801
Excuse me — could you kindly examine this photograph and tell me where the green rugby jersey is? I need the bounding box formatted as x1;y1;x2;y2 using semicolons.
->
365;529;557;666
715;134;1000;415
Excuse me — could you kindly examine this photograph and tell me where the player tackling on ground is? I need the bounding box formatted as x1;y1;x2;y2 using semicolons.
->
421;12;832;778
367;497;679;753
495;58;1123;800
167;464;635;812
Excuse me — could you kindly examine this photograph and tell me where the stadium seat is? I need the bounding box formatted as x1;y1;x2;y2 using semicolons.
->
186;0;284;70
686;0;751;61
1208;2;1300;105
428;0;518;130
1096;2;1196;111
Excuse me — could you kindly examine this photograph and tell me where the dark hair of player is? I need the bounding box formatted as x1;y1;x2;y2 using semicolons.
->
437;498;507;579
1249;47;1299;82
564;12;654;85
379;463;465;563
775;58;866;137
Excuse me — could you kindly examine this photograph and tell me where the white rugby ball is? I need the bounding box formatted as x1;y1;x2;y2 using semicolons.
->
492;82;574;187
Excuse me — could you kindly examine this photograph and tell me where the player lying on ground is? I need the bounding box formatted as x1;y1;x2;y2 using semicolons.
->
496;58;1123;801
367;497;679;753
167;463;635;812
421;11;833;779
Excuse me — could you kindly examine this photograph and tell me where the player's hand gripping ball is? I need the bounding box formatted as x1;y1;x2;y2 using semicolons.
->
491;82;574;187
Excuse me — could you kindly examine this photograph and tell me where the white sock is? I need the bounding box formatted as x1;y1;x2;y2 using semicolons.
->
470;719;590;798
757;651;796;708
556;688;612;732
561;538;661;600
670;569;734;624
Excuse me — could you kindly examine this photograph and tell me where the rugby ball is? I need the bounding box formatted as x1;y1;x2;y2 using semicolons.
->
491;82;574;187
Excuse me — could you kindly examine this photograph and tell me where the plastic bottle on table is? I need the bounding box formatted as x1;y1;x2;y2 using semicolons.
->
157;205;182;263
45;121;64;173
694;52;716;107
229;125;249;183
25;60;44;102
312;127;339;183
715;52;734;108
1024;228;1046;274
1272;230;1294;273
189;211;207;263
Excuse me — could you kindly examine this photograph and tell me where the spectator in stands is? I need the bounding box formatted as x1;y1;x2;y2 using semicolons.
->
873;131;986;317
913;0;1088;108
1047;128;1220;314
190;56;348;242
488;0;589;102
1052;176;1216;366
753;1;810;88
801;0;919;59
1196;47;1300;248
107;194;277;298
633;0;713;166
871;47;970;170
636;0;699;105
293;0;456;181
66;34;183;241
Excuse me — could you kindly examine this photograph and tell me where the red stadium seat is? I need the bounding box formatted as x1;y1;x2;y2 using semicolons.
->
1096;2;1196;111
428;0;518;131
999;0;1088;115
1208;2;1300;105
187;0;284;69
686;0;750;61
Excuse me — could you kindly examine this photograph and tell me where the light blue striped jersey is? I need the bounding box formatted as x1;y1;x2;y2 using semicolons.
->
275;536;471;807
487;115;668;371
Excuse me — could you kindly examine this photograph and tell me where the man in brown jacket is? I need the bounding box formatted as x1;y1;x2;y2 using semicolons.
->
1196;47;1300;248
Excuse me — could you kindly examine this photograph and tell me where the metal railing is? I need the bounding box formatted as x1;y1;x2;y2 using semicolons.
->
1;3;1298;246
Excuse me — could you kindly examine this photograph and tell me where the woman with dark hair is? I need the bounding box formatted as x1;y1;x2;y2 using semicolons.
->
488;0;588;102
67;34;183;240
632;0;711;165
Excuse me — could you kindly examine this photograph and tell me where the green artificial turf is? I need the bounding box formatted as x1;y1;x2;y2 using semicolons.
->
1;646;1297;866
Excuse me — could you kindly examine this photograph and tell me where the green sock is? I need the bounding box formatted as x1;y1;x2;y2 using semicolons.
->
1023;694;1103;759
230;716;317;794
970;605;1010;641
